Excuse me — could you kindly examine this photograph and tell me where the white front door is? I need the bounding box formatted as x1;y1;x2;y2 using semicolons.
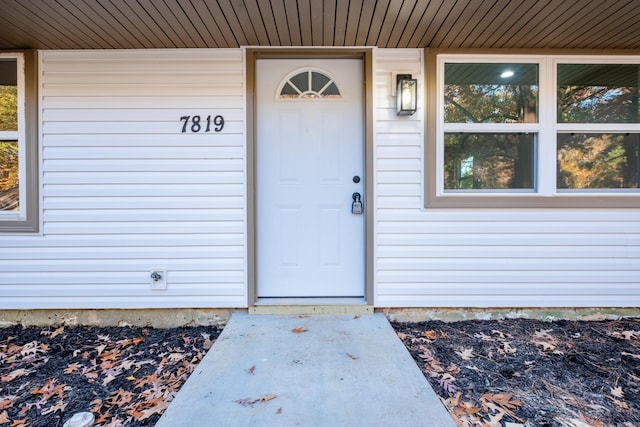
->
256;58;364;298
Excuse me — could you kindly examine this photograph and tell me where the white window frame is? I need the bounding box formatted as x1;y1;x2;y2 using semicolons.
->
425;51;640;208
0;51;38;232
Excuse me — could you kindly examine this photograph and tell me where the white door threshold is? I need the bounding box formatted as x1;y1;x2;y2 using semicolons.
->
250;297;373;315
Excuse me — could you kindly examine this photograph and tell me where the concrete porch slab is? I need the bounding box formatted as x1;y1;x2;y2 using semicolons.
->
156;312;455;426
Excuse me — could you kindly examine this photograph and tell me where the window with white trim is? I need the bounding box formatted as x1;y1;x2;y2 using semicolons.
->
426;53;640;208
0;51;38;231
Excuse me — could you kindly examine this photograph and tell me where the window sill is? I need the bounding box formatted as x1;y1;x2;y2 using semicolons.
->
426;193;640;209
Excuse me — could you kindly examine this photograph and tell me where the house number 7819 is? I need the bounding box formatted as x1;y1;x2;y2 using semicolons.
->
180;115;225;133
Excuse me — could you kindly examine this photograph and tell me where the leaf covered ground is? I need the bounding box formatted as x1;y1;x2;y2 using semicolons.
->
2;319;640;427
0;324;220;426
393;318;640;427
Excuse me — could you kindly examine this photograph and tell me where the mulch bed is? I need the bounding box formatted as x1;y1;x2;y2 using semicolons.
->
392;318;640;427
0;324;221;427
2;318;640;427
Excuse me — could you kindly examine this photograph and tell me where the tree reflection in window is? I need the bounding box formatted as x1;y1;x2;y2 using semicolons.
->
279;70;341;99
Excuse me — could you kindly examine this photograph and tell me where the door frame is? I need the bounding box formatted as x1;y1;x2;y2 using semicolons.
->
245;47;375;306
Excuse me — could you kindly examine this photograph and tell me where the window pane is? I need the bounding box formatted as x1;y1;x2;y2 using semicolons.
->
0;141;19;210
444;63;538;123
289;72;308;93
0;59;18;132
557;133;640;189
557;64;640;124
444;133;535;190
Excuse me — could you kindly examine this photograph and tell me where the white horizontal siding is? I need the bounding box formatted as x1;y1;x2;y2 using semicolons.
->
0;49;247;309
373;48;640;307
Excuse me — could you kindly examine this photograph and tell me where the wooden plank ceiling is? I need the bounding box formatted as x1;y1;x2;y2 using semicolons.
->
0;0;639;50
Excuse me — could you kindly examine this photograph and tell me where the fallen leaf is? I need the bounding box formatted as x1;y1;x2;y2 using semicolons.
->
246;365;256;375
481;393;523;421
258;393;278;403
347;353;359;360
439;377;457;394
1;369;32;383
235;397;254;407
63;363;80;374
235;394;278;407
499;342;517;354
455;348;474;361
291;327;308;333
423;330;437;340
276;407;282;414
610;386;624;398
41;400;67;416
0;411;9;424
474;332;494;341
609;330;640;340
0;398;14;411
534;340;557;351
607;396;631;410
106;390;134;407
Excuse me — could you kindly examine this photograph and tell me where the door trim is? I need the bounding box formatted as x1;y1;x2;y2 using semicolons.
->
246;47;375;306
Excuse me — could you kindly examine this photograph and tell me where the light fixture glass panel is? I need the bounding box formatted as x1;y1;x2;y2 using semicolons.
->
397;77;417;115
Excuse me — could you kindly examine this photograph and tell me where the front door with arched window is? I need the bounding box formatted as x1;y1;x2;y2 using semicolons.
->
256;58;365;298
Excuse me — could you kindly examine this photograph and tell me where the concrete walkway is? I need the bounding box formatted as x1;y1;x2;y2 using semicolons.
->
156;312;456;426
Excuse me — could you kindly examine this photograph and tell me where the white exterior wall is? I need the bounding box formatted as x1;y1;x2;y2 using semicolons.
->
374;48;640;308
0;49;247;308
1;48;638;310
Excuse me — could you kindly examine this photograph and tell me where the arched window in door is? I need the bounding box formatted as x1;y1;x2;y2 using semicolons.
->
278;69;341;99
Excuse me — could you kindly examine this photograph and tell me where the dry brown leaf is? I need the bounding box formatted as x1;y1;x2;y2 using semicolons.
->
622;351;640;360
246;365;256;375
482;411;504;427
0;399;14;411
423;330;437;340
106;390;134;407
481;393;522;410
235;394;278;407
31;379;68;400
607;396;631;410
347;353;359;360
534;340;557;351
610;386;624;398
258;393;278;403
500;342;517;354
291;327;308;334
0;411;9;425
63;363;80;374
481;393;523;421
41;400;67;416
455;347;474;361
131;400;169;421
1;368;31;383
610;330;640;340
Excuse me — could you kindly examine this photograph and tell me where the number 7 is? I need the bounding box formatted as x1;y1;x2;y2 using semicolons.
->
180;116;190;133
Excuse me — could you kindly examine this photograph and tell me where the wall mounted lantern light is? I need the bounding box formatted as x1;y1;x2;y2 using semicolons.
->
396;74;417;116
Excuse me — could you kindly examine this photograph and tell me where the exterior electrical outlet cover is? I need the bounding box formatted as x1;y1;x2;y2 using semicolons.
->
150;270;167;290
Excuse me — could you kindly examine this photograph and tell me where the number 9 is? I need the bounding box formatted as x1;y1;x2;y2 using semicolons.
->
213;115;224;132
